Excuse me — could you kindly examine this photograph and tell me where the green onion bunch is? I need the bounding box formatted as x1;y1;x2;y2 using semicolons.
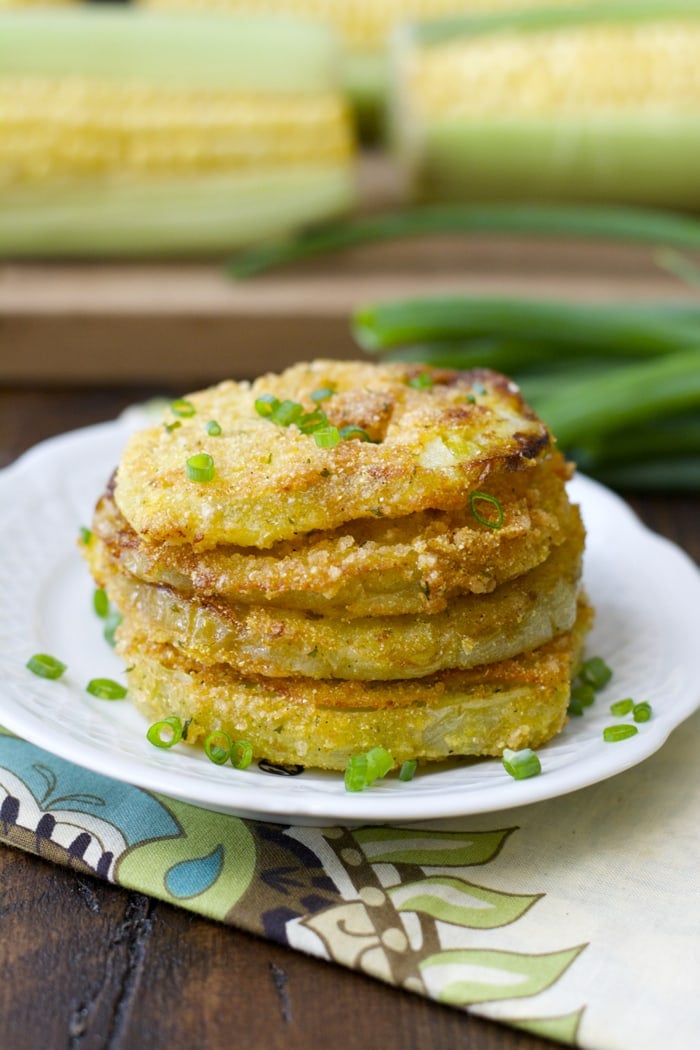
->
227;203;700;491
352;295;700;491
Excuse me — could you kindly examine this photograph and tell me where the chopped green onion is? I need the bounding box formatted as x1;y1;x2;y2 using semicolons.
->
86;678;127;700
339;425;373;442
366;746;393;780
297;408;328;434
567;696;584;717
610;698;634;717
103;608;122;648
163;420;182;434
273;399;305;426
469;491;504;530
171;398;196;418
580;656;613;690
571;682;596;708
407;371;434;389
204;730;231;765
26;653;66;680
344;746;394;792
603;724;639;742
255;393;278;418
344;753;369;792
231;740;253;770
186;453;215;483
79;526;93;546
502;747;541;780
633;701;653;723
147;717;184;749
313;425;341;449
93;588;109;618
311;386;334;403
206;420;222;436
399;759;418;782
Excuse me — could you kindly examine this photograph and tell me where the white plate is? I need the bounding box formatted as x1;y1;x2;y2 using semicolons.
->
1;414;699;825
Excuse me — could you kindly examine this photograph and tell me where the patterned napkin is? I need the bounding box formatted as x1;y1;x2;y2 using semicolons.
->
1;709;698;1050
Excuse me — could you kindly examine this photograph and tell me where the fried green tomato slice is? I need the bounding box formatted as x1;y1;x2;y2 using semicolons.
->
113;360;552;550
88;513;584;680
119;599;593;771
95;452;575;617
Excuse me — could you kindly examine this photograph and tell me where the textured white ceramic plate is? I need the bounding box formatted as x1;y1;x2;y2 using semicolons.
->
1;415;699;826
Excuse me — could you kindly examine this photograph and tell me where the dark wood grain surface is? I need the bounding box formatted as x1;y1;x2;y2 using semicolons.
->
0;385;698;1050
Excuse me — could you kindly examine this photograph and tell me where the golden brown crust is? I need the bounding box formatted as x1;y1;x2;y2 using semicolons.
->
95;452;575;616
118;599;593;770
113;361;552;550
90;514;584;680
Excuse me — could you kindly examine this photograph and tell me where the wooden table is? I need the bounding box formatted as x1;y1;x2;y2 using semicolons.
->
2;168;699;1044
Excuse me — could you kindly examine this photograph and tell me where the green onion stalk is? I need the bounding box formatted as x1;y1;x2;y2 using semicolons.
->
348;290;700;492
227;203;700;279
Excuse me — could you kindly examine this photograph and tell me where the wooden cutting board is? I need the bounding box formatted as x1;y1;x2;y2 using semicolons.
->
1;156;695;386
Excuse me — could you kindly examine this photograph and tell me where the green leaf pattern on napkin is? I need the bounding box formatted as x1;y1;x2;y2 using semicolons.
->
0;732;586;1044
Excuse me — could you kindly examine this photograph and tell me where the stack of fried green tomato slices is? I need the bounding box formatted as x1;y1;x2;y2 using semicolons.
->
85;359;591;772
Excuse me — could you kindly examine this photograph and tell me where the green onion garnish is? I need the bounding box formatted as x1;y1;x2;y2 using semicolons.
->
93;588;109;618
206;420;222;436
79;526;93;546
570;682;596;708
399;759;418;782
344;754;370;792
103;608;122;648
567;696;584;717
633;701;652;723
502;747;542;780
313;425;341;449
580;656;613;690
26;653;66;680
231;740;253;770
610;698;634;717
311;387;334;403
298;409;327;434
274;399;305;426
603;724;638;743
255;391;381;448
186;453;215;482
255;393;278;417
163;420;182;434
171;398;196;418
366;746;393;780
407;371;434;389
147;717;184;749
469;491;504;530
339;425;373;442
344;746;394;792
204;730;231;765
86;678;127;700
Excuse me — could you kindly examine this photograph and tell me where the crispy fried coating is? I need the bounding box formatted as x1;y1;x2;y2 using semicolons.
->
88;515;584;680
95;453;575;616
114;361;552;550
118;599;593;771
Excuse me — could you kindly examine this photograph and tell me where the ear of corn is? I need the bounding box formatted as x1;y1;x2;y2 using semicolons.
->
0;9;356;256
389;0;700;207
136;0;589;137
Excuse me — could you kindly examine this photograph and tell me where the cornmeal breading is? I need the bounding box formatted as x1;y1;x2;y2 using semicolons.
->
83;359;592;773
114;361;551;550
117;599;593;771
95;452;575;616
90;517;583;680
